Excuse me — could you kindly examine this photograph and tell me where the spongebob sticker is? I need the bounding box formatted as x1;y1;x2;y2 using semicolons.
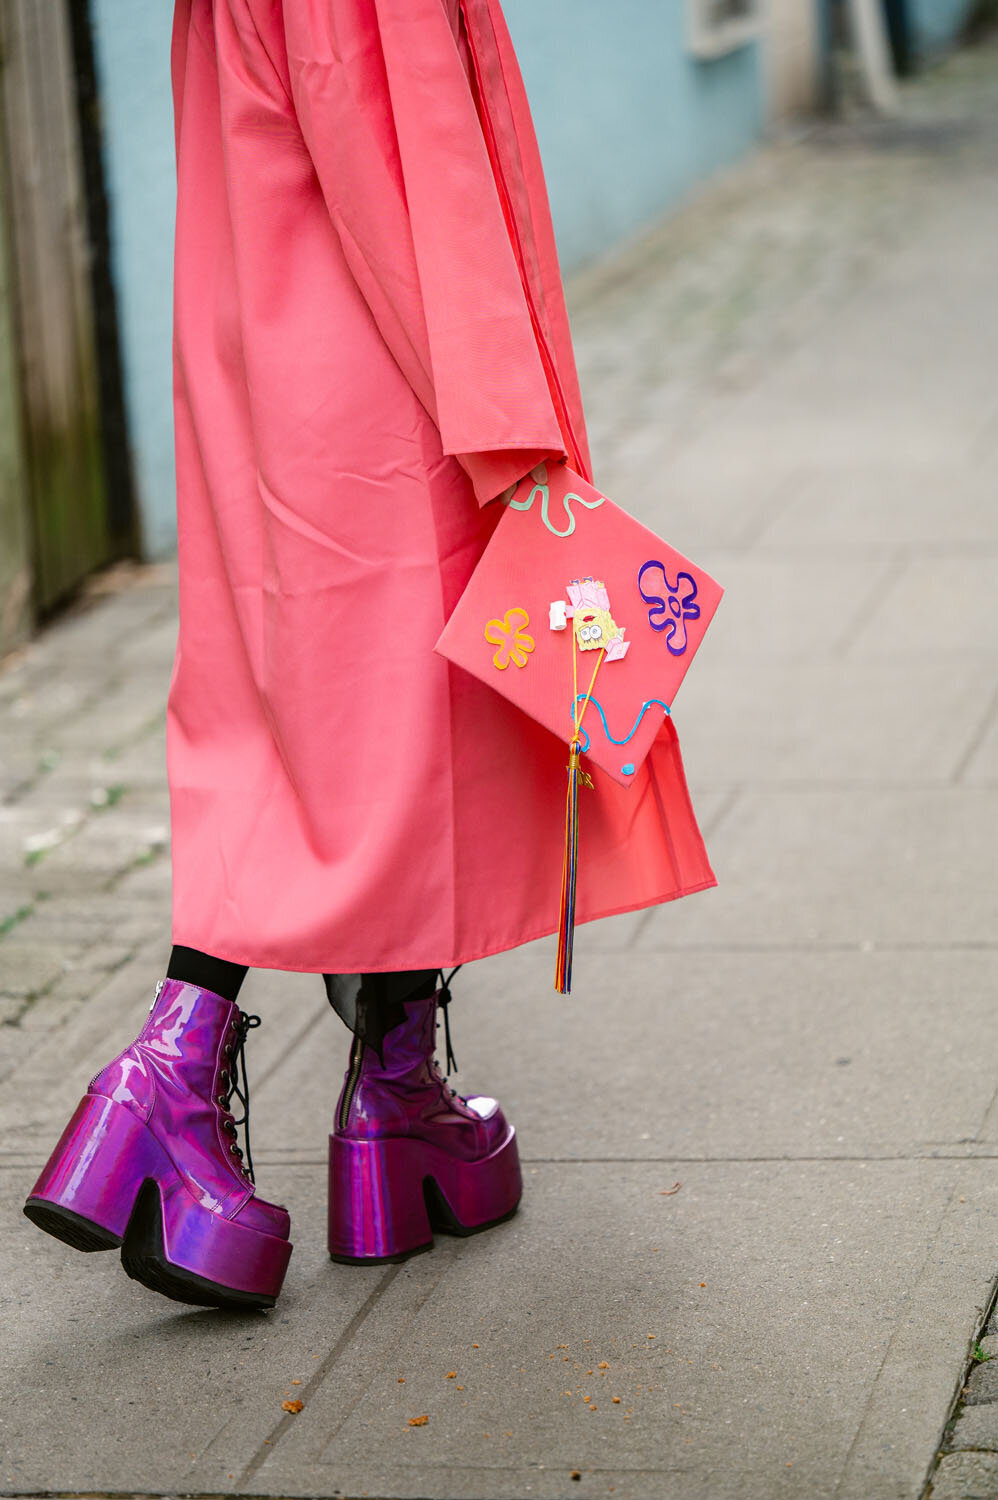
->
549;578;630;662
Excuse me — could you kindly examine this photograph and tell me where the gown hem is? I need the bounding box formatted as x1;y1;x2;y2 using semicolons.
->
170;873;718;977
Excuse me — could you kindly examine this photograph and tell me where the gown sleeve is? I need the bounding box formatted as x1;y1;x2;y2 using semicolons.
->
283;0;570;505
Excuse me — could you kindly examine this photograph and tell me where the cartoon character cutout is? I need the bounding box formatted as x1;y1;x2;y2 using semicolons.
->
550;578;630;662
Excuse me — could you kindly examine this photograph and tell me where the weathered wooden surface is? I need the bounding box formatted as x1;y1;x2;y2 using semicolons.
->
0;119;32;656
0;0;108;613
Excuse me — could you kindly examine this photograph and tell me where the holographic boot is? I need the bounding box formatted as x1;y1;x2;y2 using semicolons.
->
328;991;522;1262
24;978;291;1309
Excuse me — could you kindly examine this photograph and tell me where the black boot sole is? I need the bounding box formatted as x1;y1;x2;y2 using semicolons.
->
23;1200;122;1253
26;1182;276;1312
120;1182;276;1311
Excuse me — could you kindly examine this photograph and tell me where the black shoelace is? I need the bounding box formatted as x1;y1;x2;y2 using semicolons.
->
436;966;462;1079
219;1011;261;1183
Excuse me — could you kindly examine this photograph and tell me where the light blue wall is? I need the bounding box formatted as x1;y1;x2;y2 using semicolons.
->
909;0;975;55
89;1;762;558
504;1;763;273
89;0;176;558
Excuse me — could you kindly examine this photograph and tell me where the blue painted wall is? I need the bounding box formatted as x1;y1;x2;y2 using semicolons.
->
909;0;975;55
89;0;176;558
89;1;762;557
504;1;763;272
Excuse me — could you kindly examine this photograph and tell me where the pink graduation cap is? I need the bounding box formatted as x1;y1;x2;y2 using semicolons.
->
437;462;723;785
436;461;723;991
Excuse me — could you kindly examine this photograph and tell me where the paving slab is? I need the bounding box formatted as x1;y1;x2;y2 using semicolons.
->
474;946;998;1163
249;946;998;1166
237;1160;998;1500
960;703;998;787
598;449;801;557
929;1453;998;1500
0;1161;378;1497
859;556;998;656
108;850;174;906
675;655;996;786
949;1407;998;1453
756;461;998;554
9;891;164;947
682;553;889;663
0;941;67;999
95;731;172;790
23;573;177;668
634;787;998;950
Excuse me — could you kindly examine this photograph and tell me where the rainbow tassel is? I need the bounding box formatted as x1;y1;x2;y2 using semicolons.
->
555;635;603;995
555;737;591;994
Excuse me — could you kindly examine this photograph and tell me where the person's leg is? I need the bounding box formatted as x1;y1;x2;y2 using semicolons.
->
167;945;248;1003
326;970;521;1263
322;969;438;1058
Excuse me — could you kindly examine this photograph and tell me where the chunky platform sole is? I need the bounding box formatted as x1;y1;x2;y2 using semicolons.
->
23;1095;291;1310
327;1126;522;1263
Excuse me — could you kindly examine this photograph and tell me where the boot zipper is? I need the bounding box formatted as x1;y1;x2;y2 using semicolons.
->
91;977;163;1092
337;1036;364;1132
459;5;586;477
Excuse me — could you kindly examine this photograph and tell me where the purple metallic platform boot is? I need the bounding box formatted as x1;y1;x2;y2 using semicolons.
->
328;991;522;1263
23;978;292;1309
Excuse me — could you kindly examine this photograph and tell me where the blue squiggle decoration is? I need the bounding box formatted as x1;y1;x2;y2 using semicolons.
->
572;693;671;754
510;475;604;537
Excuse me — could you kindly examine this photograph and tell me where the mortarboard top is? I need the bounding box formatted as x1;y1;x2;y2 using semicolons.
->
436;462;723;787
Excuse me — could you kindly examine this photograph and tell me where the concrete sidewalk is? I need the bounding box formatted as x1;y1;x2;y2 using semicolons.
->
2;42;998;1500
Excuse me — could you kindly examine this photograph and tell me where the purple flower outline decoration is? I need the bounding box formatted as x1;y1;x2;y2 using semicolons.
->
637;561;701;656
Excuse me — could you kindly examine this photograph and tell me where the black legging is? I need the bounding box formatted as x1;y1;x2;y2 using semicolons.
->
166;946;439;1054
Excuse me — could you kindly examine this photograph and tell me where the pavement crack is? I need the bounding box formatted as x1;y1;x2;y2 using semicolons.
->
831;552;906;657
702;783;742;838
237;1262;403;1486
951;678;998;785
238;1246;457;1485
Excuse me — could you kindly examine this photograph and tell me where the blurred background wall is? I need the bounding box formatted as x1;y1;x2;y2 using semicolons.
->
502;2;765;272
88;0;176;562
909;0;977;55
0;0;983;654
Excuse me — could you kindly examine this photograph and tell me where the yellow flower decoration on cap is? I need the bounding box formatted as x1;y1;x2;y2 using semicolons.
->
485;607;535;671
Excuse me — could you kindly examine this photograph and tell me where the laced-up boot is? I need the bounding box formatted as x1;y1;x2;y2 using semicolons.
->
24;978;292;1309
328;991;521;1262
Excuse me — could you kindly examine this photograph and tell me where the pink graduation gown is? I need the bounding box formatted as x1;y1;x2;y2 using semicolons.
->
167;0;715;973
